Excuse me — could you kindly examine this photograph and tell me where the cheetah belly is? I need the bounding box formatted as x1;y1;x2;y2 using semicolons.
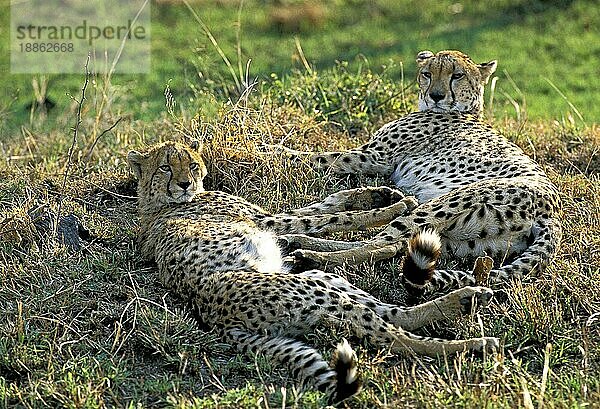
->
390;155;516;203
166;219;285;274
446;234;530;259
441;205;533;259
240;230;285;273
391;160;470;203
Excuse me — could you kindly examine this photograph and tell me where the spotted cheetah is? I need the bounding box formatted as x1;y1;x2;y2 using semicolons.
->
127;141;499;403
289;50;562;295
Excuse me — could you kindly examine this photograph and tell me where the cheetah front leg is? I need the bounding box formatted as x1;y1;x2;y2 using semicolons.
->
289;209;418;267
293;240;405;267
287;186;407;216
270;137;395;177
311;147;394;176
277;187;412;253
260;196;417;236
279;234;361;253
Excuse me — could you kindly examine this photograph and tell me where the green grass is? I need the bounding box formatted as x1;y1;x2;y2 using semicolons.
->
0;56;599;407
0;0;598;133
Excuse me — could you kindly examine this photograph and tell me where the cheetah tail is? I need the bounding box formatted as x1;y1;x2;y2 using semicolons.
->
401;229;442;295
489;217;562;283
329;339;362;404
224;328;361;403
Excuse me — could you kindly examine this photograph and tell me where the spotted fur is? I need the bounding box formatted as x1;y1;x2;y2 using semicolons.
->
292;50;561;295
128;141;499;402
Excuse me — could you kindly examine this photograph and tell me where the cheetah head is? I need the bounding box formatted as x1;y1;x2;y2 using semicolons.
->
416;50;497;115
127;141;207;210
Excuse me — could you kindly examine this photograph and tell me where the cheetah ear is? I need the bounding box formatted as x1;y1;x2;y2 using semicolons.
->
478;60;498;84
189;139;203;152
127;150;146;180
416;50;435;67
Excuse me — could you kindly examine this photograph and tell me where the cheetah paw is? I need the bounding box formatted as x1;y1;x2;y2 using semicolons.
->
458;286;494;314
291;249;326;271
383;196;419;221
340;186;406;210
402;196;419;212
363;186;406;208
262;143;307;157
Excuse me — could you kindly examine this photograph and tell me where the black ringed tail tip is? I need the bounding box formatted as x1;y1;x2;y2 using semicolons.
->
331;339;362;403
402;229;442;288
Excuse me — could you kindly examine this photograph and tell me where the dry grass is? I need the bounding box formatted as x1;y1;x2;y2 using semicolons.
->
0;70;599;408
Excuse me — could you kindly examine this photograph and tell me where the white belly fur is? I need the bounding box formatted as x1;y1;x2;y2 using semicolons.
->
242;230;284;273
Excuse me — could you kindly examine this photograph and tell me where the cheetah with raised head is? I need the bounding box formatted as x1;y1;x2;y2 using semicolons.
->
127;141;499;403
290;50;562;295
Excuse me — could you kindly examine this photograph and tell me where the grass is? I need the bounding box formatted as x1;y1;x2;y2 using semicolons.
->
0;0;599;132
0;50;599;407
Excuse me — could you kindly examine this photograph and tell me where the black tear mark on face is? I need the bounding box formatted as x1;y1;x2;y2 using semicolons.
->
165;152;174;197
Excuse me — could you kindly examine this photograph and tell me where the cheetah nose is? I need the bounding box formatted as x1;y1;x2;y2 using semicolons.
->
177;181;191;190
429;92;445;103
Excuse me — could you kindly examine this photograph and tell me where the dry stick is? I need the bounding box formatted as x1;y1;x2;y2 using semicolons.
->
84;116;124;161
538;343;552;409
54;54;90;238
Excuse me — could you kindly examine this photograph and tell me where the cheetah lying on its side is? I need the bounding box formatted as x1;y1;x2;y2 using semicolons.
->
290;50;562;295
128;141;499;403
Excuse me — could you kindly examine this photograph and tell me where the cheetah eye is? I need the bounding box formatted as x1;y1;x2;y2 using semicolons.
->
158;165;171;172
189;163;200;171
451;73;465;80
421;72;432;79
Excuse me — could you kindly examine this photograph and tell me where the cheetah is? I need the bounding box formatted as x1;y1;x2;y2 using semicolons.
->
127;141;499;403
289;50;562;295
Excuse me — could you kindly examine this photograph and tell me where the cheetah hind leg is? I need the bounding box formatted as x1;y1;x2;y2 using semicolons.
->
299;269;494;331
223;327;361;404
285;272;498;356
403;218;561;297
331;299;499;356
400;230;479;297
403;258;493;298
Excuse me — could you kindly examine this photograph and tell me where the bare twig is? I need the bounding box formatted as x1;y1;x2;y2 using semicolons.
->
294;37;313;75
87;180;137;200
84;116;124;161
55;54;90;238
